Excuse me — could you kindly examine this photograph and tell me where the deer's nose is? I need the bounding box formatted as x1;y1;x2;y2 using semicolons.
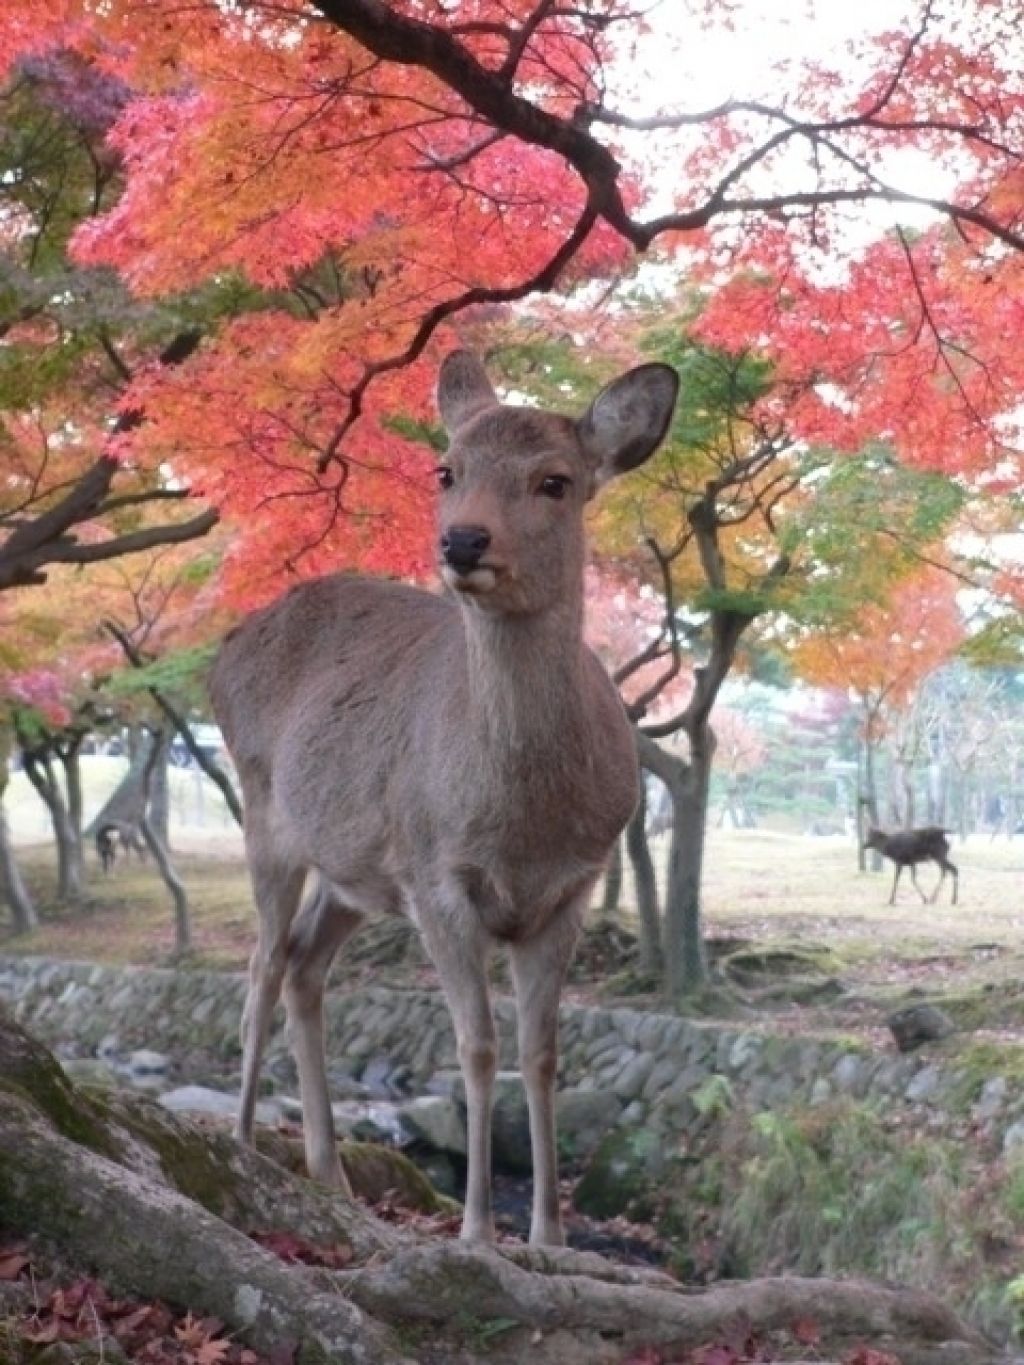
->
441;525;491;573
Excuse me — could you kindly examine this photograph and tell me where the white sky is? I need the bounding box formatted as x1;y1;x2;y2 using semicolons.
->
612;0;957;232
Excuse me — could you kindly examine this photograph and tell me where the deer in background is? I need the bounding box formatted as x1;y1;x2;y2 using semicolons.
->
209;351;679;1245
862;826;959;905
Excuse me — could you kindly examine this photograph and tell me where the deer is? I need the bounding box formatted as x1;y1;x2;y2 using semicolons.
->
96;824;118;873
208;350;679;1246
862;825;959;905
95;820;147;873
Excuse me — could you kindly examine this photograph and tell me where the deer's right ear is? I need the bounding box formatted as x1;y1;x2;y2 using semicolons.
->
437;351;499;432
577;363;679;490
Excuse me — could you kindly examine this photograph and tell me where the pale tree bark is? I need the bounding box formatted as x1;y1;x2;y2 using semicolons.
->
0;808;36;933
16;730;84;906
139;725;191;955
624;784;662;977
598;837;623;917
0;726;36;933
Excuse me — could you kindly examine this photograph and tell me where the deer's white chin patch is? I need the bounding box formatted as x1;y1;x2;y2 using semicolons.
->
443;566;498;595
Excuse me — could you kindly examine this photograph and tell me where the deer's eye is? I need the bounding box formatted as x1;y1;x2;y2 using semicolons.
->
538;475;571;499
436;466;455;491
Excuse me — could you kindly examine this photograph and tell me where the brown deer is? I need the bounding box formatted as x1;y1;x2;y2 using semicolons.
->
209;351;679;1245
862;825;959;905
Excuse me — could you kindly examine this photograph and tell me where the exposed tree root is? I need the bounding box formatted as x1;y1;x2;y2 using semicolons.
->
0;1008;1007;1365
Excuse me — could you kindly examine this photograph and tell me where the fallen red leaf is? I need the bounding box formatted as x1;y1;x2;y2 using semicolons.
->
791;1316;821;1346
844;1347;903;1365
249;1230;353;1269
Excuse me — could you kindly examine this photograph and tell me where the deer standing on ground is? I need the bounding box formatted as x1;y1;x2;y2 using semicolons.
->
862;826;959;905
209;351;679;1245
95;821;147;873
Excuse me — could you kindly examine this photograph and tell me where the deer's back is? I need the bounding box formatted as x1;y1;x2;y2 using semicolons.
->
875;827;951;861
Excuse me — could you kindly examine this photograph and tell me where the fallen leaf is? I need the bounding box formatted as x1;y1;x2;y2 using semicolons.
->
0;1252;29;1281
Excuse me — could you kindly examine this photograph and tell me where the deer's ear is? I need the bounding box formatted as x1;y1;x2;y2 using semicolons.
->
437;351;498;432
577;363;679;490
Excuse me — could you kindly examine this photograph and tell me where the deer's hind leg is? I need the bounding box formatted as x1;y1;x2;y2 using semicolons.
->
932;855;959;905
283;878;363;1189
237;826;307;1153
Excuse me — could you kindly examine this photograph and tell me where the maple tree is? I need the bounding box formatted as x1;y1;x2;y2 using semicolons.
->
0;2;1021;979
502;321;970;994
0;0;1020;608
0;53;219;596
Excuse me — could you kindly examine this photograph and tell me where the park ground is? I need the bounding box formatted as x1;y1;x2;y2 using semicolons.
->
3;756;1024;1044
6;759;1024;1354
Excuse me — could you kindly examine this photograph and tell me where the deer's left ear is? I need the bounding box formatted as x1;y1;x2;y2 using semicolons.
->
577;363;679;492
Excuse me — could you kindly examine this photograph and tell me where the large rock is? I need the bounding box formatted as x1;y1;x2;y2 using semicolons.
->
889;1003;956;1052
399;1095;467;1155
572;1127;666;1221
556;1088;623;1162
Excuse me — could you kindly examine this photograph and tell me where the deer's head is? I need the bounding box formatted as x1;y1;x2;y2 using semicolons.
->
435;351;678;616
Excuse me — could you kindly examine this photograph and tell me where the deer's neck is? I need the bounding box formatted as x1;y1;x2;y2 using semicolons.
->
459;599;587;759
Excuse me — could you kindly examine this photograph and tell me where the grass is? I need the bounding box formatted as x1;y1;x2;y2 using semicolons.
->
656;1095;1024;1343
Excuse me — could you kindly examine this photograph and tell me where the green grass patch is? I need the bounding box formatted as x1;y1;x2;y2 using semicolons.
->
657;1096;1024;1343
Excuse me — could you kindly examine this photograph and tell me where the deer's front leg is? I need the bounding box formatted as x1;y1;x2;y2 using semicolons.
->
417;905;497;1243
510;892;590;1246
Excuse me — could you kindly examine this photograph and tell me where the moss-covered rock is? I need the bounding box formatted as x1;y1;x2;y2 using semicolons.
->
572;1127;667;1221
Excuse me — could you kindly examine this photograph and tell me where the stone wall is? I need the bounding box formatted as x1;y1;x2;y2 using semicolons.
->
0;954;1020;1147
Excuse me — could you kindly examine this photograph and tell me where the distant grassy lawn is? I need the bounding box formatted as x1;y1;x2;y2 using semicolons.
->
4;756;1024;1027
5;755;249;970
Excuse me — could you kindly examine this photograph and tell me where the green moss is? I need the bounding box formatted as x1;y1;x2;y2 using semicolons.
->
0;1009;121;1159
339;1141;458;1215
106;1090;253;1216
573;1127;667;1221
721;942;840;983
946;1040;1024;1111
915;981;1024;1034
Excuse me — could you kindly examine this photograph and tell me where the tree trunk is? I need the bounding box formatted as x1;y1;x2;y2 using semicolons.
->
858;736;882;873
141;727;191;955
636;733;705;999
57;734;86;894
88;730;149;837
0;807;37;933
148;730;171;848
663;729;712;999
0;727;37;933
21;748;83;906
625;784;662;977
598;837;623;917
